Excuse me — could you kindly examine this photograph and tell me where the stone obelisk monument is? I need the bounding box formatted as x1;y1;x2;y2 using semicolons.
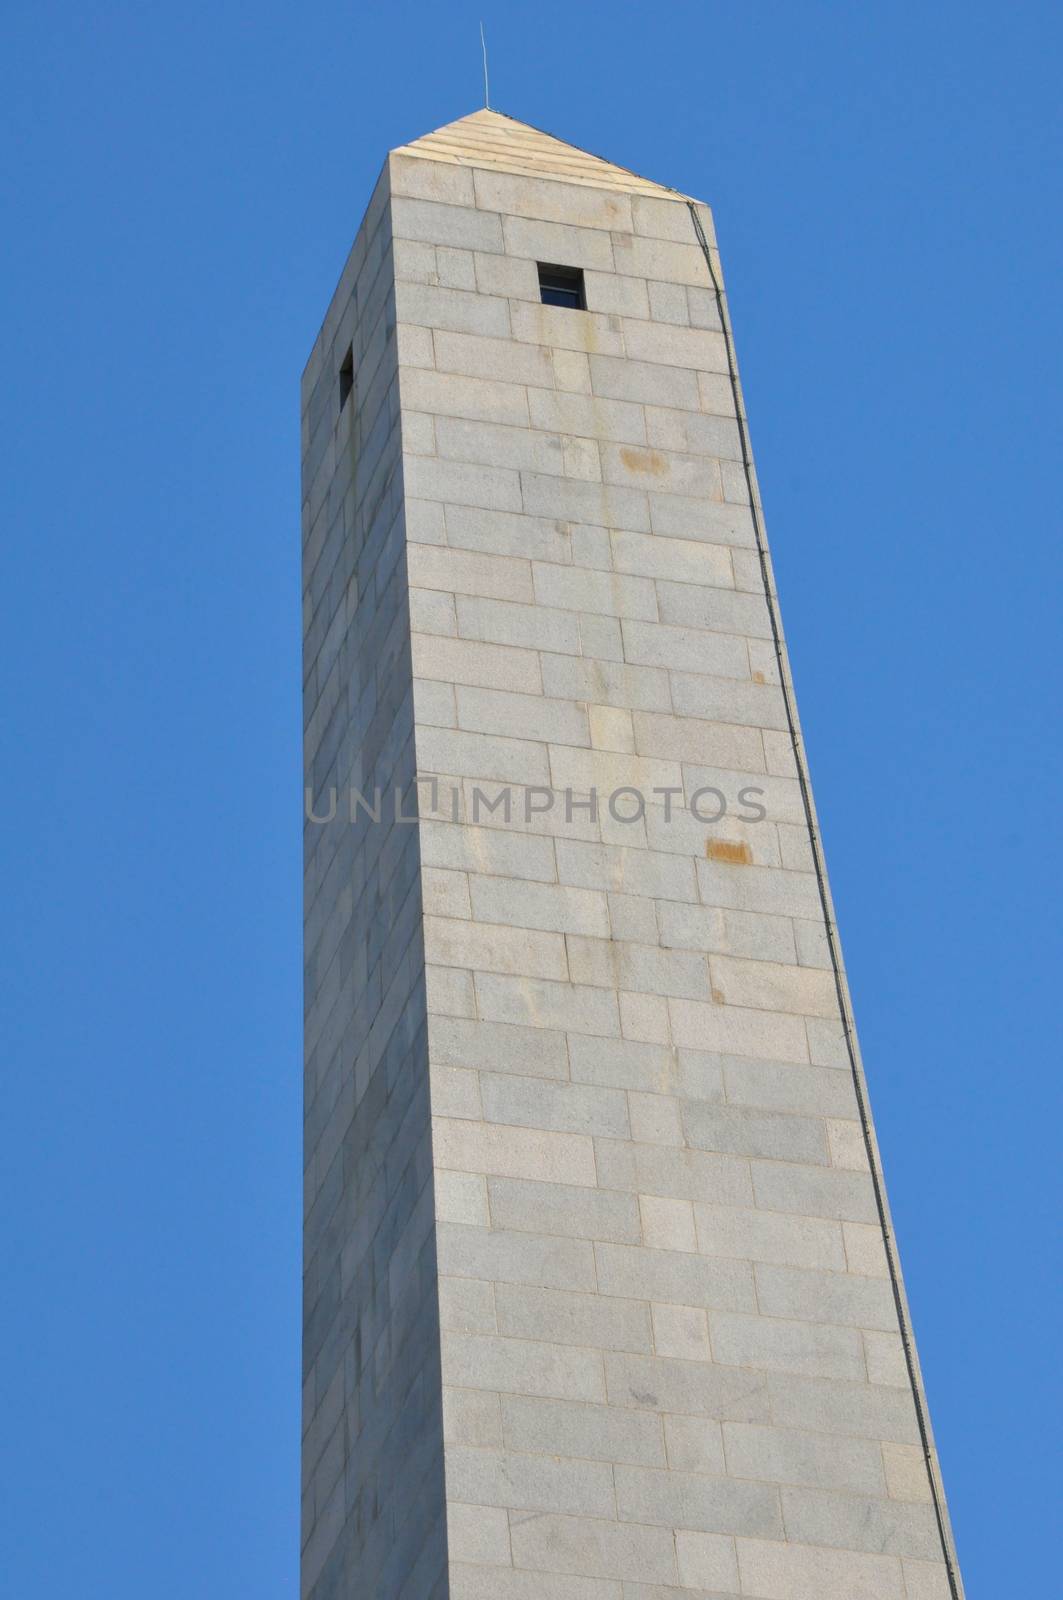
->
301;109;963;1600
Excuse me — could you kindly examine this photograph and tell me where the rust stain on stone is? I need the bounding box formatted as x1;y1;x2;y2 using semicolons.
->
707;838;752;865
751;670;766;684
619;446;668;477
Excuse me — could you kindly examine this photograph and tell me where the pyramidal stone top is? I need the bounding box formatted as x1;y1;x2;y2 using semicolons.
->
392;107;701;202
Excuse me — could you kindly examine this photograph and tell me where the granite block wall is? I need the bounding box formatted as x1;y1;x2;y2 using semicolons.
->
302;166;446;1600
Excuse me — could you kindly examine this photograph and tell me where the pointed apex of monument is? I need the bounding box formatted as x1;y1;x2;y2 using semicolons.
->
392;108;701;203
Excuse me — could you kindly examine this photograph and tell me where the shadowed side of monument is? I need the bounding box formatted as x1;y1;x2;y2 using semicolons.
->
302;164;447;1600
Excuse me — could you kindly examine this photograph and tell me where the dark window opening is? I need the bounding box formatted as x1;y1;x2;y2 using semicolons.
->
339;346;354;409
538;263;585;310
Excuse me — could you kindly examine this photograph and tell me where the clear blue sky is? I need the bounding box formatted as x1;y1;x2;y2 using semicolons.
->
1;2;1059;1592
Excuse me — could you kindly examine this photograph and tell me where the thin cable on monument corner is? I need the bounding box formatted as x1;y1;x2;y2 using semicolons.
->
686;202;963;1600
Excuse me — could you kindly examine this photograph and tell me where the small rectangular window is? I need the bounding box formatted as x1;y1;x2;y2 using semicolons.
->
339;346;354;409
538;263;585;310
